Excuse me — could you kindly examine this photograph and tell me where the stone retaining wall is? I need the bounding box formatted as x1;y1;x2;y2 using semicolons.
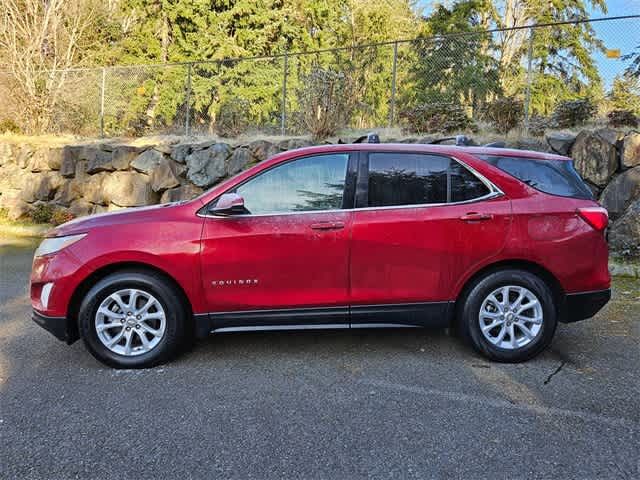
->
0;131;638;255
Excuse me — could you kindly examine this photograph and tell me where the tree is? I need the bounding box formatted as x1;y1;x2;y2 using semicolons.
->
102;0;418;134
623;46;640;78
0;0;111;132
608;74;640;116
402;1;501;114
494;0;607;114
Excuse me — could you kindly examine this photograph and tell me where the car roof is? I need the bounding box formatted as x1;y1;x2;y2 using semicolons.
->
272;143;570;161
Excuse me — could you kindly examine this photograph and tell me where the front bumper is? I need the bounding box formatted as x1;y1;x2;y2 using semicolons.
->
560;288;611;323
32;310;77;344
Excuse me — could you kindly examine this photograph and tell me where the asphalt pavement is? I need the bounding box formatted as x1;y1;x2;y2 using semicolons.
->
1;237;639;479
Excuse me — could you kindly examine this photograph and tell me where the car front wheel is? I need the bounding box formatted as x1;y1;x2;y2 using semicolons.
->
78;270;187;368
457;269;557;362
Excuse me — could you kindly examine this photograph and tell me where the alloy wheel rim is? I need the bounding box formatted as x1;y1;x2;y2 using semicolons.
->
95;288;166;357
478;285;543;350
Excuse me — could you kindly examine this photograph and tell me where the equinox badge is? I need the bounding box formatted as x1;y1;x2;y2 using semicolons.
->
211;279;259;286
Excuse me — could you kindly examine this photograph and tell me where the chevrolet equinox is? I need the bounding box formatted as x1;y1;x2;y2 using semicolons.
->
30;143;611;368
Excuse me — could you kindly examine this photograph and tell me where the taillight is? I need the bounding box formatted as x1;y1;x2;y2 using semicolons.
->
577;207;608;231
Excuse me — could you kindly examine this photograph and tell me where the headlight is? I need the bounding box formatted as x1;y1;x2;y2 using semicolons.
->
34;234;87;257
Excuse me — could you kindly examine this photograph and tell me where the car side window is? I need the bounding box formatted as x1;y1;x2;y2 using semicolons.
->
234;153;349;215
366;153;490;207
368;153;449;207
450;161;490;202
479;155;593;200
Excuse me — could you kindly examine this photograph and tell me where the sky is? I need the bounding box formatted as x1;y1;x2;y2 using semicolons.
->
416;0;640;88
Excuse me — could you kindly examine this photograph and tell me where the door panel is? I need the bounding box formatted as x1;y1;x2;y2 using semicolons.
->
349;196;511;307
201;211;352;314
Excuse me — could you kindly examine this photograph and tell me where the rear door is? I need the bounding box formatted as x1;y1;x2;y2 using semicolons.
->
349;151;512;326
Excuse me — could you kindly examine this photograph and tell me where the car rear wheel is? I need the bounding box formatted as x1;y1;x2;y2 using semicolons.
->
78;270;187;368
457;269;557;362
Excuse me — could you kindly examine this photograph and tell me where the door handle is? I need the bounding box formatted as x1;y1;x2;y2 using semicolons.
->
310;221;345;231
459;212;493;222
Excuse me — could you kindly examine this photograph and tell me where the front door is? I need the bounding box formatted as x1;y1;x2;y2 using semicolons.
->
200;152;355;328
349;151;511;326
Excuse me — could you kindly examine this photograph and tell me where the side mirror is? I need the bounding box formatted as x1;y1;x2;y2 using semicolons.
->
210;193;246;216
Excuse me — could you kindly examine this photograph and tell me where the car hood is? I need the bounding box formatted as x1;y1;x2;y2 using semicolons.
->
49;202;194;237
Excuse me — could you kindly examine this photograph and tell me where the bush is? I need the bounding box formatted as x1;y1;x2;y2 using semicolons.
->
295;67;356;140
551;99;596;128
216;98;251;137
607;109;639;128
399;102;475;134
29;203;55;224
0;118;21;134
51;209;75;226
483;98;523;133
28;204;73;225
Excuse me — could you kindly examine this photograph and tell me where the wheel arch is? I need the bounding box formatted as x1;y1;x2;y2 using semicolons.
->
454;259;565;318
66;261;195;343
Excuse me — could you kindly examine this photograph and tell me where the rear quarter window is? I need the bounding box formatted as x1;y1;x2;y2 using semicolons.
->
477;155;593;200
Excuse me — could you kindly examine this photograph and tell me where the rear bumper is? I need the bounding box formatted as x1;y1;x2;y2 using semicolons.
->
560;288;611;323
32;310;77;344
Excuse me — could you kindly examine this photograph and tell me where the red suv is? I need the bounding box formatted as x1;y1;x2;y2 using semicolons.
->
30;143;611;368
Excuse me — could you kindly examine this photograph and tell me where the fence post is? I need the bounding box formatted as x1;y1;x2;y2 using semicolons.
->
281;52;288;136
100;67;106;138
389;41;398;128
523;27;534;135
185;63;192;136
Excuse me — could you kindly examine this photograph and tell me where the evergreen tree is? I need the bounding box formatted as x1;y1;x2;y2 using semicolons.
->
403;1;501;114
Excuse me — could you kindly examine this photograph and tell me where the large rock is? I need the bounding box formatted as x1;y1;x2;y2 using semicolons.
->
0;189;31;220
68;199;95;217
153;143;174;154
59;146;82;178
572;129;619;187
111;145;142;170
160;184;203;203
186;143;230;187
82;172;108;205
599;167;640;220
621;131;640;169
170;143;193;164
608;200;640;255
248;140;278;161
103;171;158;207
86;149;114;173
0;143;13;167
227;147;253;175
278;138;314;151
546;132;576;156
131;149;164;174
0;162;22;192
150;157;181;192
28;149;51;172
16;146;34;169
54;179;83;207
47;147;64;170
20;172;63;202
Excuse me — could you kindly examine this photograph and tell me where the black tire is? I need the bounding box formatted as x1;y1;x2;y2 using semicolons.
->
78;270;188;368
456;269;557;363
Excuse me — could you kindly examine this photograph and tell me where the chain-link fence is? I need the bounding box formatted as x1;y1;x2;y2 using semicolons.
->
1;15;638;138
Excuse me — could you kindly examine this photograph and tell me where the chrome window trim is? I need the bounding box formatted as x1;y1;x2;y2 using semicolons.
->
197;153;504;219
197;191;504;219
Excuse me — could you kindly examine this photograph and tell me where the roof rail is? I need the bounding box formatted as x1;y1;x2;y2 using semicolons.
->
429;135;474;146
353;132;380;144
